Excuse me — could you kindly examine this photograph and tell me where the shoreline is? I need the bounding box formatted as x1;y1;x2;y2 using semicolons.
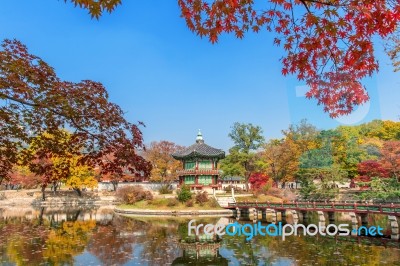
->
0;189;118;207
114;207;234;217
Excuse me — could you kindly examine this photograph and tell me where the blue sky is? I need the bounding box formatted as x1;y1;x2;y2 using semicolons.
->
1;1;399;150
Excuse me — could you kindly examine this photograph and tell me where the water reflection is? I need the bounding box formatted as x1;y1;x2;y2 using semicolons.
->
0;207;399;266
173;220;228;265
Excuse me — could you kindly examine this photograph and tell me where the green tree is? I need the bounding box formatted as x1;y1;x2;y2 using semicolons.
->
298;129;347;199
283;119;319;154
221;122;264;190
297;166;347;200
359;177;400;200
302;128;368;178
177;184;192;202
228;122;265;153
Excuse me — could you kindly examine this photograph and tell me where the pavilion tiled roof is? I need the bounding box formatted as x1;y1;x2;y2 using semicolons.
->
172;142;225;159
172;130;225;160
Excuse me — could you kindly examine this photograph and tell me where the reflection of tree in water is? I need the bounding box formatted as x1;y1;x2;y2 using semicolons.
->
87;216;134;266
222;235;269;265
2;213;399;266
44;219;96;265
223;232;400;265
271;235;400;265
0;218;50;266
96;216;181;266
0;210;96;266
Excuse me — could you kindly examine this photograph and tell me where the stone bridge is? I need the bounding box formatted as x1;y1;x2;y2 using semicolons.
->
227;201;400;240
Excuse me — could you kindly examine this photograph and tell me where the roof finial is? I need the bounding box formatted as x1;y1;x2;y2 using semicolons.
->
196;129;204;143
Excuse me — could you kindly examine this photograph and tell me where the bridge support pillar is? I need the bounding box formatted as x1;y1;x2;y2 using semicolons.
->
301;211;308;224
388;215;399;240
280;211;286;223
250;208;258;223
317;211;326;232
241;208;250;220
236;208;241;221
360;213;368;227
349;212;358;236
261;209;267;221
327;212;335;224
291;210;299;224
270;210;277;224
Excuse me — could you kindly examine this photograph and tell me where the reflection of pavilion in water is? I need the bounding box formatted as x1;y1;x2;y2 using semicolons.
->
172;220;229;266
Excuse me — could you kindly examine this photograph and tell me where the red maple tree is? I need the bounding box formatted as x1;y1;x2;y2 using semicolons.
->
380;140;400;180
178;0;400;117
356;160;389;183
60;1;399;116
249;172;270;191
0;40;151;194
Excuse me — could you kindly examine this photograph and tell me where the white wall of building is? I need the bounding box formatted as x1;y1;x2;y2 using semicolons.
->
98;182;179;191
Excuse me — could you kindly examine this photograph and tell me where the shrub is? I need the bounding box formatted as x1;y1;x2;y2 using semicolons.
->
195;191;209;205
167;198;179;207
282;189;297;202
185;199;194;207
159;184;173;194
144;191;153;200
249;173;270;191
208;197;219;208
177;185;192;203
261;179;273;192
116;186;153;204
267;187;284;198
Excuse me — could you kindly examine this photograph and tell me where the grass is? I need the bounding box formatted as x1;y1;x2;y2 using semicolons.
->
118;197;224;210
118;194;283;210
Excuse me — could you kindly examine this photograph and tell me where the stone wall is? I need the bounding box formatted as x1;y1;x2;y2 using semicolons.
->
98;182;178;191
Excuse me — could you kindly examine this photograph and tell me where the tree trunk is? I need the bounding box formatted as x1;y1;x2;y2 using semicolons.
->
244;172;250;191
38;207;45;225
111;180;118;191
72;210;81;221
52;181;58;195
74;188;82;197
41;185;46;201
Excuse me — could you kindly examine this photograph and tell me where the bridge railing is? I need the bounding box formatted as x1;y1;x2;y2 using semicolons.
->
227;201;400;215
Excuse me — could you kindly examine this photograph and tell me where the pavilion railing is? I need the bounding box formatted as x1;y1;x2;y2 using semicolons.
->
176;169;220;176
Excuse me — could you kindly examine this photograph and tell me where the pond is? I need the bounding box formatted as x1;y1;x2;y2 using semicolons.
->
0;207;399;265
